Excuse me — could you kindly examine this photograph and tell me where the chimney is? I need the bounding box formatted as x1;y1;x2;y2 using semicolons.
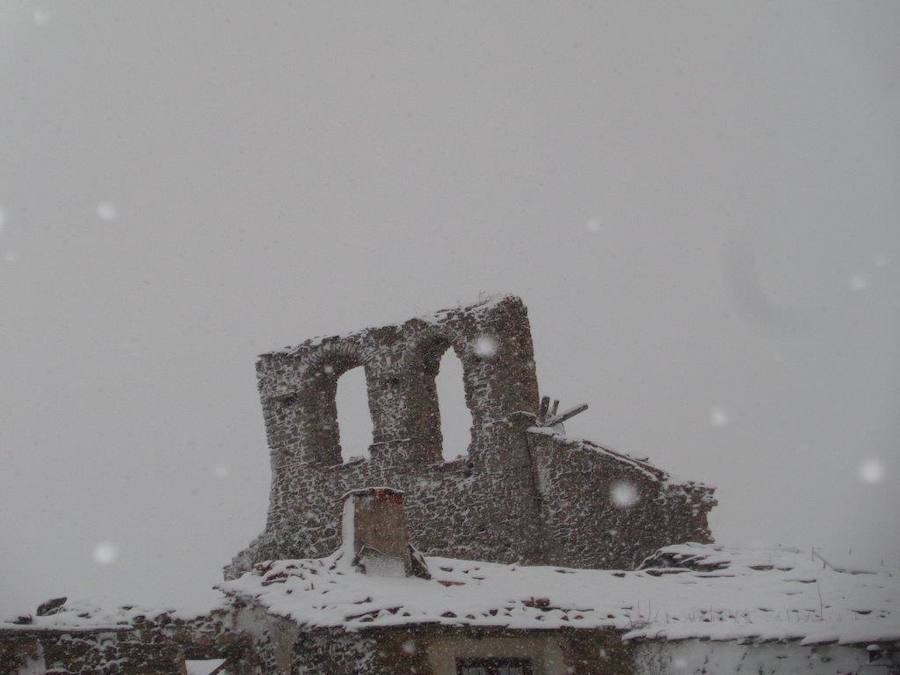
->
341;487;429;578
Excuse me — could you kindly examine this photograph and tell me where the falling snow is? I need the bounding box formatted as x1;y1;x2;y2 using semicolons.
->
708;407;729;427
2;5;898;672
859;459;885;484
849;274;869;291
473;335;498;358
610;481;639;508
33;7;50;26
96;202;118;222
92;541;119;566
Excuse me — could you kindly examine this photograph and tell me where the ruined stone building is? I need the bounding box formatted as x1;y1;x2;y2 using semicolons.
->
227;294;714;578
4;296;898;674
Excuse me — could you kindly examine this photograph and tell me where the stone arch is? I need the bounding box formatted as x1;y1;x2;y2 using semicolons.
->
334;365;374;462
255;296;540;470
404;332;453;459
232;295;546;576
402;327;482;463
297;341;371;466
436;347;475;460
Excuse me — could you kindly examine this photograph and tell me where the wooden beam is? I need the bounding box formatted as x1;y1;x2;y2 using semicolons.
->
538;396;550;422
543;403;588;427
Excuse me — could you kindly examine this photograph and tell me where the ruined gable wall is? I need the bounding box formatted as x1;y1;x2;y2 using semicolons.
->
227;296;544;578
226;295;715;579
528;432;715;570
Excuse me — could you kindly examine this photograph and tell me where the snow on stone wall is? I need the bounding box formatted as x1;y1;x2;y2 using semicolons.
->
529;432;715;569
225;295;714;578
633;639;897;675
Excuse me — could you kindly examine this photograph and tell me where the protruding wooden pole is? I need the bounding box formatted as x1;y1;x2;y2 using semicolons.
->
539;396;550;422
543;403;588;428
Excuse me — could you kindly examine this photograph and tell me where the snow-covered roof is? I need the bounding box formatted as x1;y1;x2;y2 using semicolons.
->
6;544;897;648
217;543;900;646
0;600;216;633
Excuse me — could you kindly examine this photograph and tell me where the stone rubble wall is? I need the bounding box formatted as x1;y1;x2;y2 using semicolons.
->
283;625;633;675
528;432;715;569
0;609;253;675
226;423;545;578
0;630;186;675
633;638;897;675
226;295;714;579
227;296;544;578
234;615;894;674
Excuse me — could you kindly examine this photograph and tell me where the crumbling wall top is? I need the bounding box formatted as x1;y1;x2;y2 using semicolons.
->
254;294;540;467
261;293;524;359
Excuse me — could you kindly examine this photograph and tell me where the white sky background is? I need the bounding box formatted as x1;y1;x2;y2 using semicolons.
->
1;2;898;616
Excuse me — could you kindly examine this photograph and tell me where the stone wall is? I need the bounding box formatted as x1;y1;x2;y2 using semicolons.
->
226;295;714;578
528;431;715;569
0;629;186;675
5;614;890;675
282;625;633;675
0;608;252;675
633;638;899;675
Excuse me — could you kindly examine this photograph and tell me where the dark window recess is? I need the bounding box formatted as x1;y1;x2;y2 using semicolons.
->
456;657;533;675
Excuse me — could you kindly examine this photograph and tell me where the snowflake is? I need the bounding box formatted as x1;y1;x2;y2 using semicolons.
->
473;335;498;359
859;459;885;484
33;7;50;25
92;541;119;566
709;407;730;427
849;274;869;291
97;202;118;222
610;481;639;509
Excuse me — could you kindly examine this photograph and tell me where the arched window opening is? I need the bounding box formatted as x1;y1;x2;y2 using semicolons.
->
335;366;374;463
436;349;474;461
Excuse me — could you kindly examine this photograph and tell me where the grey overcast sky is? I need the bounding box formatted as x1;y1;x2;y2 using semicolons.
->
2;1;899;617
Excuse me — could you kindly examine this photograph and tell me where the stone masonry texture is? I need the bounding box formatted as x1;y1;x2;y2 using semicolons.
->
0;609;254;675
225;294;715;579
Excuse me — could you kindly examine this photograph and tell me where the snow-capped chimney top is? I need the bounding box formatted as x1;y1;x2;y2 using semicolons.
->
341;487;429;578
